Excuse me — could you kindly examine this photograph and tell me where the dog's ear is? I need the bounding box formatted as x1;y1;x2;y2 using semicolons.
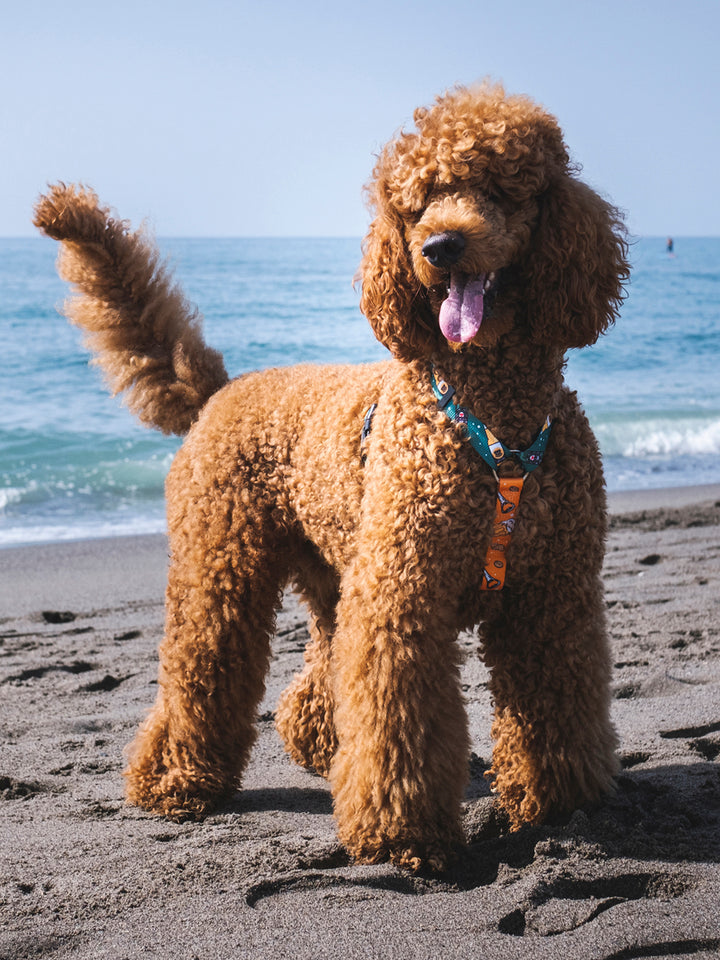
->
359;200;438;362
524;176;629;348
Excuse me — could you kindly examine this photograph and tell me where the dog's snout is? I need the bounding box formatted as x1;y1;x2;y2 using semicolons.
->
421;231;466;269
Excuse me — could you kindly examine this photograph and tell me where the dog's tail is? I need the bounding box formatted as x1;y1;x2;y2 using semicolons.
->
33;183;229;436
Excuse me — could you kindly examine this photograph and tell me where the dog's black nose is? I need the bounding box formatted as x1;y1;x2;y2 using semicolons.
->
421;231;466;268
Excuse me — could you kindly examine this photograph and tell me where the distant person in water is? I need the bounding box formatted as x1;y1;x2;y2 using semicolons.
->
667;237;674;253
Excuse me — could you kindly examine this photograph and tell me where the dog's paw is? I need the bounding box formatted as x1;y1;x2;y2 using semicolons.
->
124;767;229;821
345;834;457;874
388;842;452;874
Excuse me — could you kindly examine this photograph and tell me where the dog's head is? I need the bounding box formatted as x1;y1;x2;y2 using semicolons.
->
359;83;629;360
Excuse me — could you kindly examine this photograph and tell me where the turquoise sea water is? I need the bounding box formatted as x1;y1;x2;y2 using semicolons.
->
2;236;719;546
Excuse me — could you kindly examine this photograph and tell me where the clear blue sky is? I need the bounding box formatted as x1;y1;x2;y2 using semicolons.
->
3;0;719;237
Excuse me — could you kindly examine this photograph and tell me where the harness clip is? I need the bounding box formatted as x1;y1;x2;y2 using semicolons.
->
435;378;456;411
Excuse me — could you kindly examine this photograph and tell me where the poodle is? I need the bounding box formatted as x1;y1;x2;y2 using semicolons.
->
33;82;629;872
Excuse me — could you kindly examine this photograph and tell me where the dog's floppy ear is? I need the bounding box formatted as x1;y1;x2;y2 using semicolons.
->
359;196;438;362
524;175;629;348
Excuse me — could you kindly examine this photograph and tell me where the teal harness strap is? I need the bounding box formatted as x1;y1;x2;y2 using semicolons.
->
431;370;552;476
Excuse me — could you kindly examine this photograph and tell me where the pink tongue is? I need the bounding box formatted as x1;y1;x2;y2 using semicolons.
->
438;272;486;343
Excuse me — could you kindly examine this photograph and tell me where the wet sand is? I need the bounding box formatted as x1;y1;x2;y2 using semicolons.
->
2;486;719;959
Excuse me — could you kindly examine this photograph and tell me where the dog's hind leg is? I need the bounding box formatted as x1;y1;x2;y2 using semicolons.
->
275;613;337;777
124;446;289;819
275;553;340;777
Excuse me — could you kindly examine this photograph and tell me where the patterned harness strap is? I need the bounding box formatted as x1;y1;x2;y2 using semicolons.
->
360;403;378;464
430;369;552;591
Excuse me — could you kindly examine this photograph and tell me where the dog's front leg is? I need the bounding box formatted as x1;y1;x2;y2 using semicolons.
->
329;538;470;872
482;572;619;829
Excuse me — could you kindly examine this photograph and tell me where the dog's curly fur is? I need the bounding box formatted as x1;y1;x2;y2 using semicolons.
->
34;82;629;872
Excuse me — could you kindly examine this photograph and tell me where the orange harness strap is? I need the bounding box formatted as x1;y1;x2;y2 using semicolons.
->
480;476;524;591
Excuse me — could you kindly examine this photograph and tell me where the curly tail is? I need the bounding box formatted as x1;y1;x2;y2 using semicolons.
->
33;183;229;436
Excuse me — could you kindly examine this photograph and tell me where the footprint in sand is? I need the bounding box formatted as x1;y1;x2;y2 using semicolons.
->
497;870;693;938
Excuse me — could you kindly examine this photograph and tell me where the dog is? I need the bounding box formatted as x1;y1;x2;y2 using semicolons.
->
34;82;629;871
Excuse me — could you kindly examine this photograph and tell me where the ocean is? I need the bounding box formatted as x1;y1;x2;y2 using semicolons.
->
2;236;719;547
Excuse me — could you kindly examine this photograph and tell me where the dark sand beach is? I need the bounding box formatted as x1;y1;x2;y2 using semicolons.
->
2;485;720;959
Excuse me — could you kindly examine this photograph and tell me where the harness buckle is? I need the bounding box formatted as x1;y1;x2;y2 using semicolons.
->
435;378;456;410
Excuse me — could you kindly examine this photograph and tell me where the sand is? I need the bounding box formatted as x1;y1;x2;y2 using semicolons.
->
2;486;720;959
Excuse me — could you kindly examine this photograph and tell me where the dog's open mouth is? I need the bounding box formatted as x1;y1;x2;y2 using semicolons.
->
439;271;496;343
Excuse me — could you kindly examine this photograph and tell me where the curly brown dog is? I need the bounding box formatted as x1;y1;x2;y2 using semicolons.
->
34;82;629;872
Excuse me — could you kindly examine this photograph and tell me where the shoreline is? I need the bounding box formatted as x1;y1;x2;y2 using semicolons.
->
607;481;720;513
2;479;719;554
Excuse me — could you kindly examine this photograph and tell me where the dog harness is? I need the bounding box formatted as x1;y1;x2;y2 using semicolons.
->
360;403;378;464
431;369;552;591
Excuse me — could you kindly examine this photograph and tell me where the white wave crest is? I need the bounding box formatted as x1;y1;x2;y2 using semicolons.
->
596;416;720;458
0;485;30;512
